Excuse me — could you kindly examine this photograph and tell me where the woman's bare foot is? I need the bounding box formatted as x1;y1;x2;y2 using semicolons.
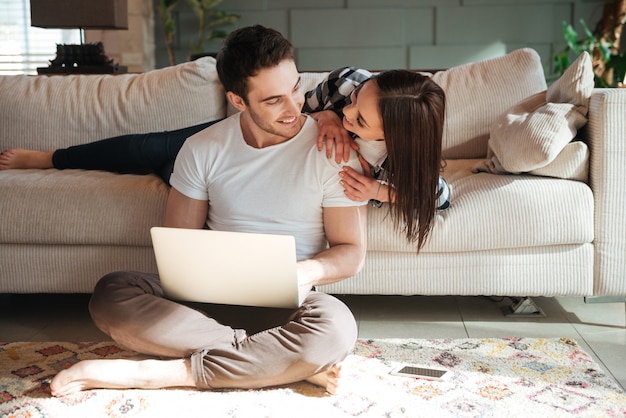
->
305;364;342;394
0;148;54;170
49;358;194;397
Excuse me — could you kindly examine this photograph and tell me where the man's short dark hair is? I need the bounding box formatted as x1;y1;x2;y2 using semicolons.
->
216;25;296;103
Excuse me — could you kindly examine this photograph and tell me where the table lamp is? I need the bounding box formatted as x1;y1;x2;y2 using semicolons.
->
30;0;129;74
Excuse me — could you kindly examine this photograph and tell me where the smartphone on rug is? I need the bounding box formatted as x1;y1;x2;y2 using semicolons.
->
389;364;452;381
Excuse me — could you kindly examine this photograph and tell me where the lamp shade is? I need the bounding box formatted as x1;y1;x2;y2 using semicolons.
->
30;0;128;29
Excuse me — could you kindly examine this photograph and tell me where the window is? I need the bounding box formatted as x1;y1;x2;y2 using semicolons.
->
0;0;80;75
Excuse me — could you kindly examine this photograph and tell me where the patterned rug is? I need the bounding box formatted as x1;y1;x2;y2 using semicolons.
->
1;338;625;417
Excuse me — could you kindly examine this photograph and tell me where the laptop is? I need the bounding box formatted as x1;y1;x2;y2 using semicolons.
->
150;227;305;309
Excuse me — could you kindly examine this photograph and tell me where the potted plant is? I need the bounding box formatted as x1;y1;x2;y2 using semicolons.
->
157;0;239;66
158;0;179;67
188;0;240;60
551;0;626;87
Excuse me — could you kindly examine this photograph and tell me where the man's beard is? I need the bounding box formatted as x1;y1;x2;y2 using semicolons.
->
247;108;303;142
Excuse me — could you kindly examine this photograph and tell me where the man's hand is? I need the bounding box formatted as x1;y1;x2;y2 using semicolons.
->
311;110;359;163
296;259;318;294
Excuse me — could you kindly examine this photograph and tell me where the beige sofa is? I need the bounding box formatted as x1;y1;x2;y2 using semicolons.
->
1;49;625;298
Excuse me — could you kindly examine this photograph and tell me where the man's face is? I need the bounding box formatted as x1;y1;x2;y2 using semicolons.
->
239;60;305;143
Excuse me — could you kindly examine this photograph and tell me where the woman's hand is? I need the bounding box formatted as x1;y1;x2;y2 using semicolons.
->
311;110;358;163
340;155;390;202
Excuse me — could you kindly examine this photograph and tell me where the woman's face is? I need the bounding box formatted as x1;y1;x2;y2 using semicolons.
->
342;80;385;141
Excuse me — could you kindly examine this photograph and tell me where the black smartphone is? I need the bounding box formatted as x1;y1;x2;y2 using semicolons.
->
389;364;452;381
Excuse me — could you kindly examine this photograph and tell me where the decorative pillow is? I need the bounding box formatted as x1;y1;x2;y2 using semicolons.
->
529;140;589;182
431;48;547;159
0;57;226;152
477;51;593;175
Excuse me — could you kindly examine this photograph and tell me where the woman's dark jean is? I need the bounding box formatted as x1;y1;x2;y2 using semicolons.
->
52;120;221;185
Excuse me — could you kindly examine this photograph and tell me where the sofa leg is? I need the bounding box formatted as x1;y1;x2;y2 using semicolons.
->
584;296;626;303
501;297;546;317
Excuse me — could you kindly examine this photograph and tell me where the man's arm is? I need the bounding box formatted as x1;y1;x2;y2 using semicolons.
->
163;188;208;229
297;205;367;288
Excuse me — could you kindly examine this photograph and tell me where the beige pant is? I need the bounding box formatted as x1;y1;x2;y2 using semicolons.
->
88;271;358;390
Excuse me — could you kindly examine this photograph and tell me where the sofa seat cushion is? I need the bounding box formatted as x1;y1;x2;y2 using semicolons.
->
0;169;169;246
367;160;594;253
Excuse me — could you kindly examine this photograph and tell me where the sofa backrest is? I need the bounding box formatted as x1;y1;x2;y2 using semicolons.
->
286;49;548;160
432;48;547;159
1;50;547;160
0;57;225;152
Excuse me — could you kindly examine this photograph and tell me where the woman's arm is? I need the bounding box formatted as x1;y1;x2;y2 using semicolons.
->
302;67;373;115
309;110;357;163
340;157;452;210
340;155;393;203
304;67;373;163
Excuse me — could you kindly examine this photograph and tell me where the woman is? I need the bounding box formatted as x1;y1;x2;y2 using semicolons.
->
0;67;448;250
306;68;448;250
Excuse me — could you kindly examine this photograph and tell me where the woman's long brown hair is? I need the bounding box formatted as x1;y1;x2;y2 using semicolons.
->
374;71;445;251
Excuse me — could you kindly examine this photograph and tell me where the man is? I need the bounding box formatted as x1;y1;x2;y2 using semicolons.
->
49;25;367;397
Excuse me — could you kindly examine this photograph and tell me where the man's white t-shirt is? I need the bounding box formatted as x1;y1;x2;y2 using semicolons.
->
170;113;367;260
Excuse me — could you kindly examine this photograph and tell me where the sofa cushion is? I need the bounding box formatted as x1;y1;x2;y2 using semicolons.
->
529;141;589;182
431;48;547;159
0;57;225;152
482;52;593;174
366;159;594;253
0;169;169;246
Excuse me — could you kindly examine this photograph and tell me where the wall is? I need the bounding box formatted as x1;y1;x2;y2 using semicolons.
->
152;0;613;74
90;0;616;74
85;0;154;73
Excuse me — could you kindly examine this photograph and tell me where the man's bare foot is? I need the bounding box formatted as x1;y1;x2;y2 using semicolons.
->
305;364;342;394
49;358;194;397
0;148;54;170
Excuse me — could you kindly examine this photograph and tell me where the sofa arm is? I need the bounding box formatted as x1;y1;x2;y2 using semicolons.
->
587;88;626;295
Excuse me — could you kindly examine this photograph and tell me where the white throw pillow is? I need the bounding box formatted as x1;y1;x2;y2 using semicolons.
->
529;141;589;182
479;51;593;175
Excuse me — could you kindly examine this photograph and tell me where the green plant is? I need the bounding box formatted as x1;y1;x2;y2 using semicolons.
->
606;51;626;85
158;0;180;67
553;19;625;87
157;0;239;66
552;0;626;88
188;0;240;56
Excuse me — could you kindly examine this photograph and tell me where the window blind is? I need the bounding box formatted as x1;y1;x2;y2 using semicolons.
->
0;0;80;75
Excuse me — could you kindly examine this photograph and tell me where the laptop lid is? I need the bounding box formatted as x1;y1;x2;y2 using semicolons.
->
150;227;304;309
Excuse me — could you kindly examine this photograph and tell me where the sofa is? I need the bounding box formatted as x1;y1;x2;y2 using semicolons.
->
1;48;625;298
